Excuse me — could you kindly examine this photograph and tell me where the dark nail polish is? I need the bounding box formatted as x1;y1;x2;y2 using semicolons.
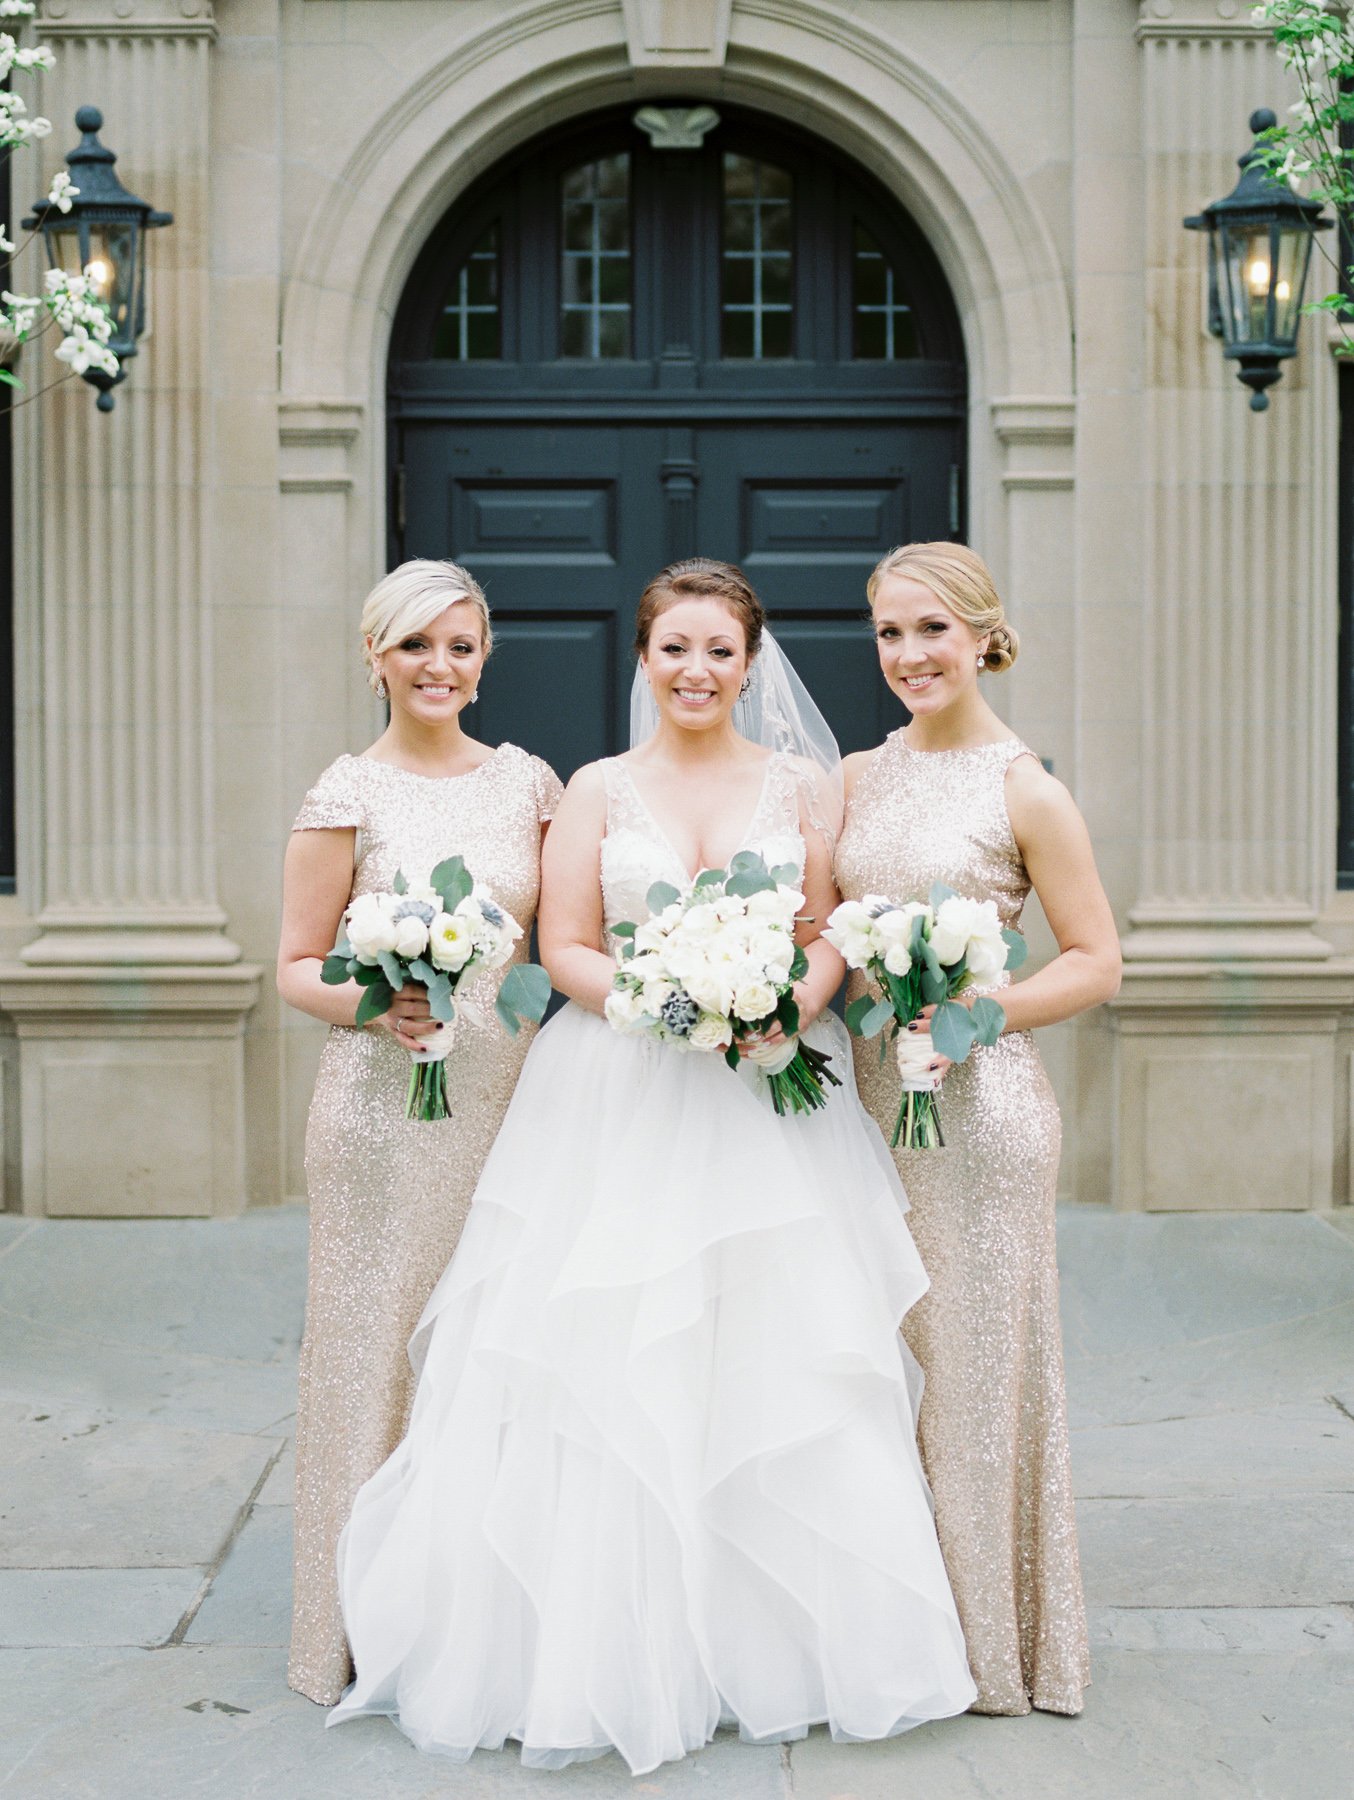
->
907;1022;918;1032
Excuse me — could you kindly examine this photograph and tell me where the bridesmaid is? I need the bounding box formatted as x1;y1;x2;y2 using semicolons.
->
835;542;1120;1718
276;559;562;1704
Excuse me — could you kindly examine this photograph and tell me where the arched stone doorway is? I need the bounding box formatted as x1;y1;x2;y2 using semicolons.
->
386;103;967;775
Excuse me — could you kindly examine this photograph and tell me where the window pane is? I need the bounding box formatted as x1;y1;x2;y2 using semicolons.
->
852;221;920;361
721;155;795;359
431;223;500;360
558;155;632;359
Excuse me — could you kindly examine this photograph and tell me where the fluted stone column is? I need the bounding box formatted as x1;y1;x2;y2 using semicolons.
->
0;0;259;1216
1109;0;1354;1209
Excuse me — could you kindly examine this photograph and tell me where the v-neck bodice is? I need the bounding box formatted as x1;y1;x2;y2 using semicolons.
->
599;754;805;946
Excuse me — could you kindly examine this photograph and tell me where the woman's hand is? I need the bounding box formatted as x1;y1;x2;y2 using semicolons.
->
906;999;971;1083
372;982;442;1053
740;980;817;1055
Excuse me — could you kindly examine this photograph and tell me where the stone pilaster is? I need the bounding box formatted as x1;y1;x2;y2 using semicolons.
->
1109;0;1352;1208
0;0;258;1215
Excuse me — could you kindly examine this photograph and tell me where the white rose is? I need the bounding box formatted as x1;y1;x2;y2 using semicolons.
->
690;1012;734;1053
627;951;665;983
633;921;668;955
882;940;913;976
872;907;912;944
661;941;704;983
391;914;429;960
686;969;733;1015
928;896;987;968
965;928;1009;987
428;912;474;973
604;986;649;1032
679;902;721;939
641;979;676;1011
346;892;399;961
748;887;800;922
755;929;795;972
659;902;685;929
732;980;778;1023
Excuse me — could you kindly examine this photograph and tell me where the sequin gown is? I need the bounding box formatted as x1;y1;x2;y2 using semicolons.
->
834;731;1089;1717
327;752;976;1773
287;743;563;1706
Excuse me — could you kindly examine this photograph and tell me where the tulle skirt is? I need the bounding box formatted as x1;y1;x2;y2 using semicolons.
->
328;1003;976;1773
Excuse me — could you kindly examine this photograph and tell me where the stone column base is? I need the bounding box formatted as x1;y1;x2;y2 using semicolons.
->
1107;962;1354;1211
0;964;262;1218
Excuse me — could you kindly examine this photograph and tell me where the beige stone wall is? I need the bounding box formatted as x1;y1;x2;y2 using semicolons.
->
2;0;1345;1212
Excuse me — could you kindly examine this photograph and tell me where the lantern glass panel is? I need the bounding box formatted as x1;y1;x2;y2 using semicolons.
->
1272;222;1314;346
87;223;137;342
1222;222;1275;346
44;223;85;280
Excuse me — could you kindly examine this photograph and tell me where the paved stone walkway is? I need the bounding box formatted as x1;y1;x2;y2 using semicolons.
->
1;1205;1351;1799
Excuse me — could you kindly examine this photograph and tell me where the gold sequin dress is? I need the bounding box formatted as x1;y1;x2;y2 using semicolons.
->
834;730;1089;1717
287;743;562;1705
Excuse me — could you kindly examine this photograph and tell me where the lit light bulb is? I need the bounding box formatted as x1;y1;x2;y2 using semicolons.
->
1247;258;1271;294
85;259;110;294
1276;279;1291;302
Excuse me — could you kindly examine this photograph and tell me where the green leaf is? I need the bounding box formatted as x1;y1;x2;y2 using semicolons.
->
969;995;1007;1046
354;979;394;1028
729;851;767;875
908;912;928;955
610;920;637;940
694;868;726;889
425;972;456;1022
845;994;877;1036
724;1043;742;1071
1001;927;1029;972
320;953;353;986
725;870;776;898
863;995;896;1036
392;870;408;896
352;962;388;987
406;957;437;985
646;880;681;913
920;961;948;1006
376;950;405;991
769;862;799;887
930;999;976;1064
928;880;958;910
496;962;551;1033
789;946;808;983
777;995;801;1036
0;368;23;392
430;855;473;910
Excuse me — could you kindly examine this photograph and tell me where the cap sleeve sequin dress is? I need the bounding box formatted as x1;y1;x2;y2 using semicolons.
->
834;730;1089;1717
286;743;562;1705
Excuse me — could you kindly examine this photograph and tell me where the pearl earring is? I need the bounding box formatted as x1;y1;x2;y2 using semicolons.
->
976;655;986;670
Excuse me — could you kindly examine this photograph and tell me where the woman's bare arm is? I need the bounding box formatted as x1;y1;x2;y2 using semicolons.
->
537;765;614;1016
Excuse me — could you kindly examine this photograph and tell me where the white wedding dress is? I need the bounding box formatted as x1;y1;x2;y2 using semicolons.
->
328;753;976;1772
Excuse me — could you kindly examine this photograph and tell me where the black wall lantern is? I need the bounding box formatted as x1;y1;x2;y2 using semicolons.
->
22;107;172;412
1185;108;1331;411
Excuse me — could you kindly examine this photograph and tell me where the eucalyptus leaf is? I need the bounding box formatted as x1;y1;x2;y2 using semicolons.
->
909;911;928;954
1001;927;1029;972
729;851;766;875
646;880;681;913
319;954;353;986
969;995;1007;1046
392;871;408;896
777;995;800;1036
498;962;551;1026
353;962;388;988
930;999;976;1064
425;973;456;1023
769;863;799;887
694;868;726;889
406;958;437;986
354;980;394;1028
929;880;958;910
845;994;878;1037
376;950;405;992
725;870;775;898
431;855;473;910
920;962;949;1006
610;921;637;940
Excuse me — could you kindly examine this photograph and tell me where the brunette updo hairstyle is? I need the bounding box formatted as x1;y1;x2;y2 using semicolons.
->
634;557;765;660
867;541;1019;673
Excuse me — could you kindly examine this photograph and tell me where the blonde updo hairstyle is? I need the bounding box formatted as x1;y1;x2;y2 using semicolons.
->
634;557;765;660
866;541;1019;673
361;559;492;693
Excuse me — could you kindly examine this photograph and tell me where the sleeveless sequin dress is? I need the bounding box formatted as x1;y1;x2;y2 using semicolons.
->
834;730;1089;1717
327;752;976;1773
287;743;562;1705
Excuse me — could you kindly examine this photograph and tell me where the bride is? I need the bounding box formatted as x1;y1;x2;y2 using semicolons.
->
327;558;977;1772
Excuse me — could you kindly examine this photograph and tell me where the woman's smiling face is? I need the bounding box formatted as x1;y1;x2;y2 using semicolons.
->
641;597;752;732
870;573;988;717
373;600;487;726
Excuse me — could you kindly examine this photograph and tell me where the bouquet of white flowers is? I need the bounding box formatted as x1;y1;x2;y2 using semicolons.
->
321;856;551;1121
604;851;841;1116
825;882;1027;1149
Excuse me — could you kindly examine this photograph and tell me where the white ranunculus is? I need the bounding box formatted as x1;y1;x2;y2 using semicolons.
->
827;899;870;935
678;902;721;939
756;929;795;971
660;940;703;983
391;913;429;960
346;892;399;961
641;978;676;1011
690;1012;734;1053
428;912;474;973
686;968;733;1016
659;902;685;929
626;951;665;983
929;895;992;968
748;886;800;922
882;941;913;977
633;920;667;955
732;980;778;1023
872;907;912;944
604;986;650;1032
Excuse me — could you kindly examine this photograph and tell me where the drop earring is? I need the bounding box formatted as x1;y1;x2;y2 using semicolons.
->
976;655;986;670
375;673;388;701
470;689;480;705
739;676;751;697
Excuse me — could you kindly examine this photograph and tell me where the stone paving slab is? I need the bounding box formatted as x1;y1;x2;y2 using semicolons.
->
0;1402;281;1569
0;1570;198;1649
0;1648;790;1800
1070;1401;1353;1498
185;1506;292;1648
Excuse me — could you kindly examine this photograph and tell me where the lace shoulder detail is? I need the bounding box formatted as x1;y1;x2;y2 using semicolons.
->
293;756;363;832
762;752;842;855
599;758;653;840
